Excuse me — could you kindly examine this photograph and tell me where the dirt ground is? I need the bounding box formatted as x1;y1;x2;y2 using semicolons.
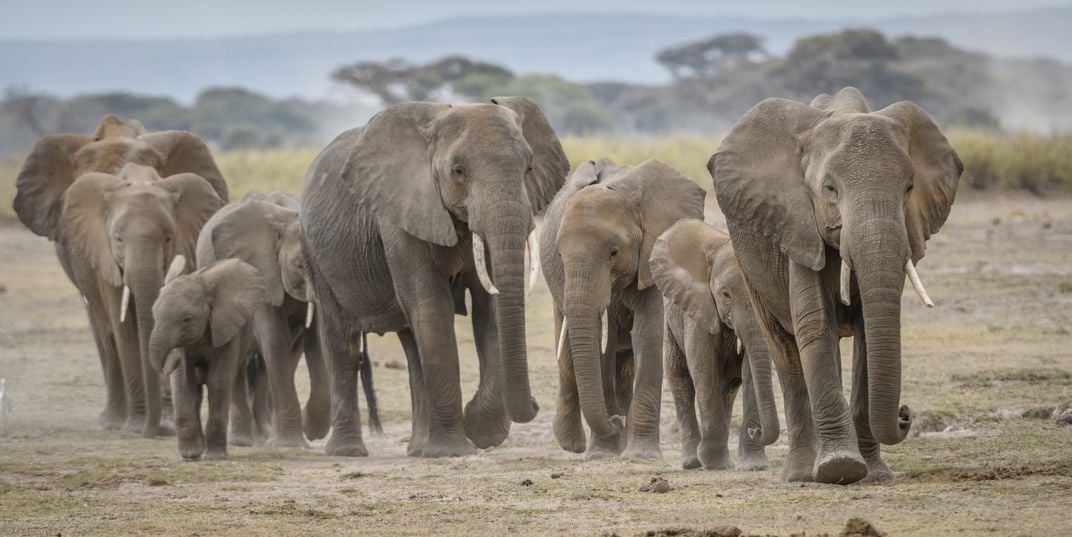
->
1;194;1070;536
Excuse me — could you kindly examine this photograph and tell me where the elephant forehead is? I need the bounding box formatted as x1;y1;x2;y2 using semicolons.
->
155;278;207;313
439;105;525;144
810;115;913;178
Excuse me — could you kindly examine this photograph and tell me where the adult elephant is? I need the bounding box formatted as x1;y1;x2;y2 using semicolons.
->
540;158;705;459
13;115;227;437
197;191;347;447
709;87;962;484
649;219;780;471
301;98;568;457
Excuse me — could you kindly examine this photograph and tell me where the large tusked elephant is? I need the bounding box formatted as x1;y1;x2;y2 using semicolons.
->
301;98;568;457
709;87;962;484
13;115;226;437
650;219;780;471
540;158;705;460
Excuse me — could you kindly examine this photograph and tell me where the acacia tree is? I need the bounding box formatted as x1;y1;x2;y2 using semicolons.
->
655;33;766;80
331;55;514;105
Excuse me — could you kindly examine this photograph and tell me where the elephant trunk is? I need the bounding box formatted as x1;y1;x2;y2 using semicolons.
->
735;315;780;446
482;199;539;423
128;243;165;438
562;261;623;439
148;329;176;377
849;210;912;446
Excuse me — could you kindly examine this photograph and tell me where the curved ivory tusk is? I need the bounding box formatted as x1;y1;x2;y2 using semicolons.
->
556;319;569;363
601;309;609;356
80;294;88;306
472;233;500;296
305;301;315;328
736;337;743;355
905;260;934;308
119;285;131;323
840;259;852;306
527;230;540;295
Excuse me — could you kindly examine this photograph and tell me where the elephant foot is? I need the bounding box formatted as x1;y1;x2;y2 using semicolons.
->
813;450;867;485
553;412;587;454
783;446;818;482
623;437;663;461
421;431;477;458
697;441;732;470
178;438;205;461
229;432;254;447
99;411;125;431
267;434;310;449
325;433;369;457
860;458;895;483
463;400;511;449
121;414;146;434
203;449;228;461
157;419;177;437
303;406;331;441
681;453;702;470
736;449;770;471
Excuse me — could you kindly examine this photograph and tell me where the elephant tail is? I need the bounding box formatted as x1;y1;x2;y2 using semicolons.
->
360;332;384;436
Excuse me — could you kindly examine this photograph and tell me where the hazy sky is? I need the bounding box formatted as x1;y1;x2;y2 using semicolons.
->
4;0;1068;40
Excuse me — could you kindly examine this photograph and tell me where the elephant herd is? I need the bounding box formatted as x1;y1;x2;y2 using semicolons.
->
12;87;962;485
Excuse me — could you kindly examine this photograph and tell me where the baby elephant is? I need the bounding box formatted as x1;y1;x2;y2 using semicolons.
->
649;219;780;470
149;255;267;460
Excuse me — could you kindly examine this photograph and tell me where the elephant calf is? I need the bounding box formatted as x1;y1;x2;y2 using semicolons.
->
540;158;706;460
649;219;780;470
149;256;267;460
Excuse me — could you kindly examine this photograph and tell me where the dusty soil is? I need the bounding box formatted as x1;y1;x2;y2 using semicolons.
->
1;194;1071;536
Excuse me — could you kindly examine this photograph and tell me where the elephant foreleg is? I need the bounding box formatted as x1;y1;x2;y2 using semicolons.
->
682;318;731;469
321;308;368;458
851;312;894;482
205;339;243;460
171;354;204;460
621;290;663;460
737;354;770;470
664;318;701;470
788;263;864;484
85;292;126;429
227;347;256;448
464;283;511;449
552;310;586;453
255;308;306;447
399;328;429;457
301;323;331;441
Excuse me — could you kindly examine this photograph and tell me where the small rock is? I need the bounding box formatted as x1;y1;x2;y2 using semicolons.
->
840;517;886;537
639;476;671;493
384;360;405;370
550;472;563;479
520;479;534;486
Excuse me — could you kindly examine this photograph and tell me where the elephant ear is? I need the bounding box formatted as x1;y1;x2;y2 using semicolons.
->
13;133;93;239
202;259;267;347
157;173;227;266
650;219;730;334
139;130;229;202
491;96;570;214
344;102;457;247
878;101;963;262
210;200;297;307
58;173;125;287
710;98;830;271
614;159;706;290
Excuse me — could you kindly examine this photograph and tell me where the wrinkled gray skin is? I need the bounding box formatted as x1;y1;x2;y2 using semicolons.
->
650;219;780;470
12;115;227;438
540;158;705;460
195;191;331;447
301;98;568;457
710;87;962;484
149;257;267;460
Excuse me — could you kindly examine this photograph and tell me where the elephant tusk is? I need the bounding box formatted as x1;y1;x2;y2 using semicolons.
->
600;309;609;356
840;259;852;306
556;318;568;363
905;260;934;308
80;294;88;306
305;301;315;328
736;338;743;355
472;233;500;296
119;285;131;323
527;230;540;295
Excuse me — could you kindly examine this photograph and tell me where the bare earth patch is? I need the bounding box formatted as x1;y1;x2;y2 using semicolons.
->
1;195;1071;536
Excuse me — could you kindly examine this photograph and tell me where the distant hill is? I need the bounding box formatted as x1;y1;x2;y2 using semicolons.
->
1;7;1070;101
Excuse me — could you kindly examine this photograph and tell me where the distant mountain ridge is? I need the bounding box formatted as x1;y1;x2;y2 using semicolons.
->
2;6;1069;101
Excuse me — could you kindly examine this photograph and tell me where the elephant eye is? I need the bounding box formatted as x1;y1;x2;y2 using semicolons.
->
182;316;192;324
720;288;731;299
609;246;619;260
905;184;914;195
451;164;466;178
164;235;172;244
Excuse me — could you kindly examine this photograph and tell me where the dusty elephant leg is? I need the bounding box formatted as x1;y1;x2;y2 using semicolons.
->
737;355;770;471
788;264;864;485
760;316;818;482
852;316;894;483
463;284;511;449
552;312;586;453
301;324;331;441
113;309;148;434
621;291;664;460
614;350;634;450
85;296;126;430
205;342;242;460
682;319;731;469
171;358;205;460
228;351;255;448
664;322;701;470
256;309;307;448
399;328;430;457
322;312;368;458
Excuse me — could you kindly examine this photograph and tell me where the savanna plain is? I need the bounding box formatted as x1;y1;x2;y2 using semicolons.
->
1;138;1071;536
